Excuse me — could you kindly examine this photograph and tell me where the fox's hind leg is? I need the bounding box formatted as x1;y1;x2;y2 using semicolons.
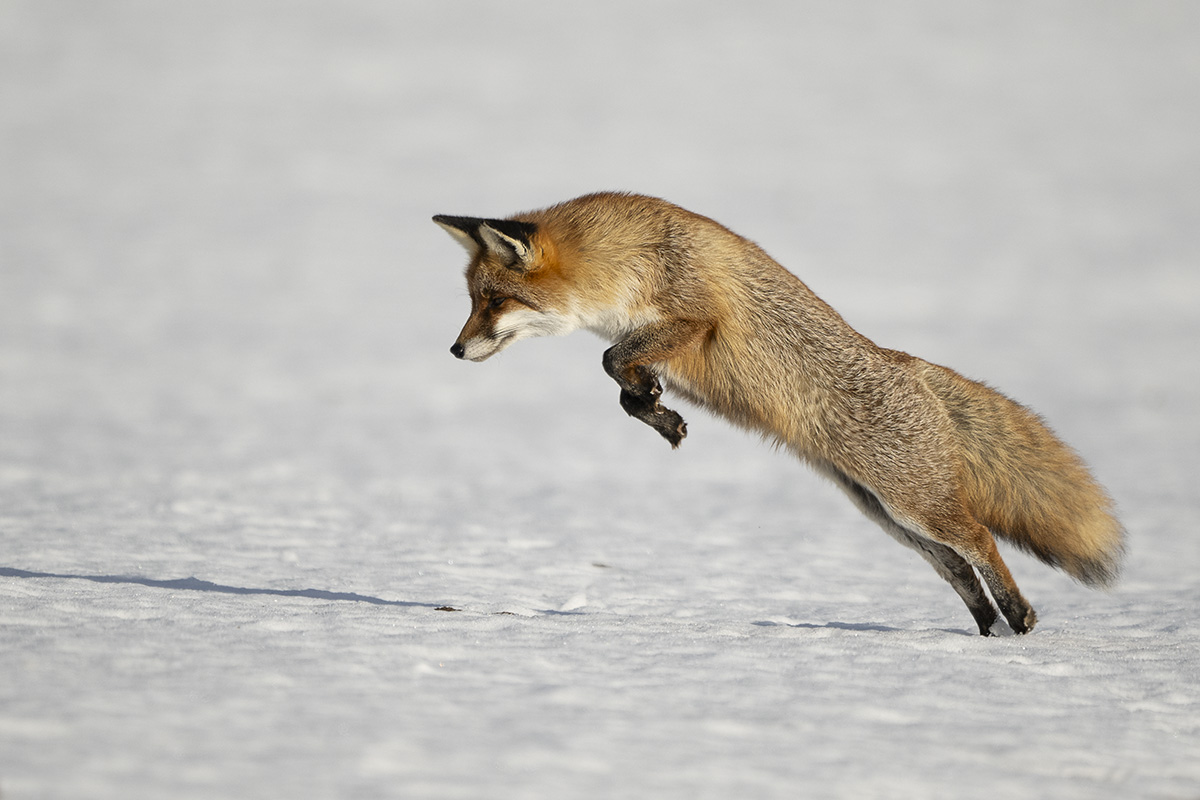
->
826;468;1000;635
918;542;998;635
933;513;1038;635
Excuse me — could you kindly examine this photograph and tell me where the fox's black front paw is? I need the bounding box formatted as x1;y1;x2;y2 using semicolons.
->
655;409;687;448
618;390;688;448
618;388;654;418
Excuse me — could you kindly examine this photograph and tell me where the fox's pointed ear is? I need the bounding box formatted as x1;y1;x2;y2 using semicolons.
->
434;214;538;271
477;219;538;272
433;214;486;257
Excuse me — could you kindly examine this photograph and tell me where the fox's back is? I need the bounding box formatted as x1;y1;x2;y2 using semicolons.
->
544;196;900;453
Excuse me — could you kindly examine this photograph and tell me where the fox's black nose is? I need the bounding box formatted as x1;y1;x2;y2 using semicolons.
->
450;342;465;359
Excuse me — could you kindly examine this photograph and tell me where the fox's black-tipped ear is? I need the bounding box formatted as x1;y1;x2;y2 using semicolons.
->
433;215;485;257
433;214;538;271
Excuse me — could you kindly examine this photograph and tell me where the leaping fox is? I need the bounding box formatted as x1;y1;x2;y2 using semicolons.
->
435;192;1125;635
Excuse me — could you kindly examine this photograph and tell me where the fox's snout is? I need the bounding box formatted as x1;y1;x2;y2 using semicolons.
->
449;328;509;362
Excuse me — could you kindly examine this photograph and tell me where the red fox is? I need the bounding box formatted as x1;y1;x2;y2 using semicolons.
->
435;192;1125;636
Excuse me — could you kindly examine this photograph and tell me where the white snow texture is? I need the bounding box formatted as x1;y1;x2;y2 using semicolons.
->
2;2;1198;799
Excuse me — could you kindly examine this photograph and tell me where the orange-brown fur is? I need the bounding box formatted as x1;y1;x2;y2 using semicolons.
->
437;192;1125;635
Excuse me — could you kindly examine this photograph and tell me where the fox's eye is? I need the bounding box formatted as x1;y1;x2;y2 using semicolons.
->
488;296;508;310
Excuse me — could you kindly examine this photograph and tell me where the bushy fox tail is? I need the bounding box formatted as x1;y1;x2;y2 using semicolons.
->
920;363;1126;587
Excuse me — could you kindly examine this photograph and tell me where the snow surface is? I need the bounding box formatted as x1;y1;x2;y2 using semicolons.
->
2;2;1199;798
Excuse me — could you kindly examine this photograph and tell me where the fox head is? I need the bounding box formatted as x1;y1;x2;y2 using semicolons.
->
435;213;580;361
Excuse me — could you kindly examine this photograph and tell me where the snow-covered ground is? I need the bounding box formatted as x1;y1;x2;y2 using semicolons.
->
2;2;1198;798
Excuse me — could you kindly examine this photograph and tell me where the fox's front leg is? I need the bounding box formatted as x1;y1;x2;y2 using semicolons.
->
601;319;711;448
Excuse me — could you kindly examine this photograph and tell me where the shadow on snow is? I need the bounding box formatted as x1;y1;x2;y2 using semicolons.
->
0;566;442;609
